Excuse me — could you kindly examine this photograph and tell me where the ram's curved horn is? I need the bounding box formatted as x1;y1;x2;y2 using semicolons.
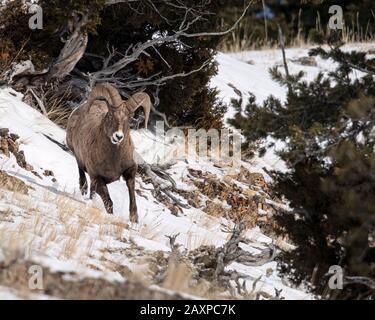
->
92;96;114;108
103;84;123;108
126;92;151;129
88;84;123;109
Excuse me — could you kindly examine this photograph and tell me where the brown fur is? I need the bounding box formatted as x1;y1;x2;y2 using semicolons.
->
66;84;151;222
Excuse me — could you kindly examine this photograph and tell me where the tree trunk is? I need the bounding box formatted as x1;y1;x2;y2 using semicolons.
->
11;11;88;88
47;11;89;81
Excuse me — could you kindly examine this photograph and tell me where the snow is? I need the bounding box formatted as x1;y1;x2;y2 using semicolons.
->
5;43;366;299
0;285;59;300
214;43;375;113
0;86;310;299
212;52;286;121
0;89;76;192
211;42;375;176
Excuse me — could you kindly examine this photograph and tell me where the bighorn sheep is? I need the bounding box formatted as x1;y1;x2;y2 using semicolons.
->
66;84;151;223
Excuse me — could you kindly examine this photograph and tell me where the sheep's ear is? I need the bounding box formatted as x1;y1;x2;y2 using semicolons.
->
127;92;151;130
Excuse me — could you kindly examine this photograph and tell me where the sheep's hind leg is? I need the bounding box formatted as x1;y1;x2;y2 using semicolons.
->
78;166;88;196
123;165;138;223
91;177;113;214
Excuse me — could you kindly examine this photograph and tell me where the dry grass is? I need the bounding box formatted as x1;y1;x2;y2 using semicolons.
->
32;213;49;237
187;169;262;227
162;261;193;293
0;181;132;267
82;206;108;225
137;214;163;241
221;12;375;53
45;97;72;129
57;205;71;224
0;171;30;194
111;219;128;240
185;228;219;250
0;40;28;80
99;223;113;239
22;84;75;129
62;238;78;259
40;228;58;251
0;223;29;254
160;257;229;299
64;224;85;240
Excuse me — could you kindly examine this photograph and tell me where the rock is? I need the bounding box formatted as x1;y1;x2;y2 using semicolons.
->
43;170;54;177
32;171;42;179
0;133;35;172
266;268;274;277
0;128;9;137
0;139;10;157
15;150;33;171
10;133;20;141
169;205;179;216
7;138;18;154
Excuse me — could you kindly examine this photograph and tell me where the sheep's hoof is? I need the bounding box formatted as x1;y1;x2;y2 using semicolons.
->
80;184;88;196
104;203;114;214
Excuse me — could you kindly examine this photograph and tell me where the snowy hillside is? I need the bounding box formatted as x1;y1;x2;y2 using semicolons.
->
211;42;375;175
0;86;311;300
5;43;372;300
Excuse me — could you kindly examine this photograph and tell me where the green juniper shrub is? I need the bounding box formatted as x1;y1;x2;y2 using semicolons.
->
0;0;230;129
229;45;375;299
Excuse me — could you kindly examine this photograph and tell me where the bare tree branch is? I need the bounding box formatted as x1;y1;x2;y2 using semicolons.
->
345;276;375;290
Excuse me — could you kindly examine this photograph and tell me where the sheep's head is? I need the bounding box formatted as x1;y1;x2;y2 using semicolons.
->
92;88;151;145
105;105;130;145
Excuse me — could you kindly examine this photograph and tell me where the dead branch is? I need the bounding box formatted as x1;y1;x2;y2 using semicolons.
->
166;233;181;253
27;88;47;116
134;151;190;209
344;276;375;290
7;1;253;131
151;86;171;128
79;1;252;90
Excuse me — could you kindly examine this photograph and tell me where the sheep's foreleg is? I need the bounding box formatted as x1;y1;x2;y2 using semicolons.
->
123;165;138;223
91;177;113;214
